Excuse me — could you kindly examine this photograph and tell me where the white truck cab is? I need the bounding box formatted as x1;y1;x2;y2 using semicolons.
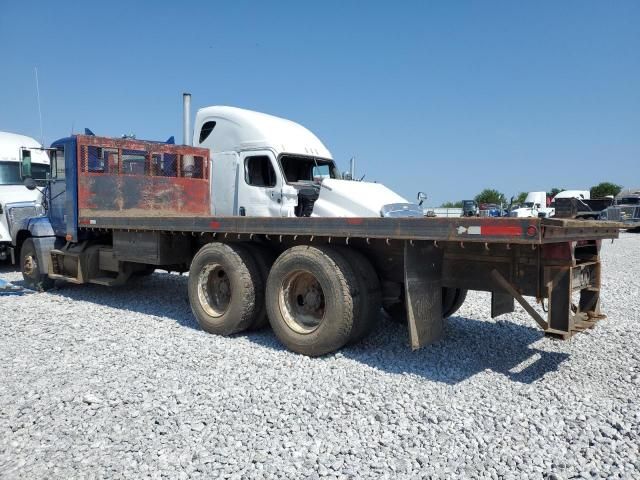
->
510;191;550;218
0;132;49;262
193;106;421;218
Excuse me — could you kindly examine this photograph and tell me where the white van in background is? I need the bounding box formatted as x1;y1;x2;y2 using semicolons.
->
0;131;49;262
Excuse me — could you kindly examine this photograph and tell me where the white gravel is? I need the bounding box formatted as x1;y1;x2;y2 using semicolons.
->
1;234;639;479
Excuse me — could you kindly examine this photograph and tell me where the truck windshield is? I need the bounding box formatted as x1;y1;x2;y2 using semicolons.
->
279;155;338;183
619;197;640;205
0;161;49;185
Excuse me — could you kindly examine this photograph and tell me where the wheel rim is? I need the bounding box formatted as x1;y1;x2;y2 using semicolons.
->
197;263;231;317
279;270;325;334
23;254;36;277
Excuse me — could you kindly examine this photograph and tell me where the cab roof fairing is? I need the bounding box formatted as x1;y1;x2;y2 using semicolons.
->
193;106;333;160
0;131;50;164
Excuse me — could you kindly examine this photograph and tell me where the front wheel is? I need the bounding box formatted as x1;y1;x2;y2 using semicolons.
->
20;238;54;291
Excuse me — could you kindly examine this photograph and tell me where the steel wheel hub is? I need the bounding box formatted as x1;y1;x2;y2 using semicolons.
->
198;263;231;317
280;270;325;334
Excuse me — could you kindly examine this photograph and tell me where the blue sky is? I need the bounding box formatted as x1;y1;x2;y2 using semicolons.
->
1;1;638;205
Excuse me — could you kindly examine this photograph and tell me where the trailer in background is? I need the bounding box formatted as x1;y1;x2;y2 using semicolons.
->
554;197;615;220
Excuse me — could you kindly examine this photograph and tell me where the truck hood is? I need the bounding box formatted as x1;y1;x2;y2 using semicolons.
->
311;179;422;217
0;185;42;206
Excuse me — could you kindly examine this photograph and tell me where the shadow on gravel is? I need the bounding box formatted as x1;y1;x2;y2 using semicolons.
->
339;317;569;385
246;315;569;385
12;271;568;385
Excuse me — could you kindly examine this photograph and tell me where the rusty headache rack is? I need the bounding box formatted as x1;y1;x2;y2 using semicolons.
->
75;134;211;219
77;213;620;348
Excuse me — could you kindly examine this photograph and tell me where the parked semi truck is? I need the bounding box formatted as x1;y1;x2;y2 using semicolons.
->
0;132;49;262
600;189;640;231
12;98;620;356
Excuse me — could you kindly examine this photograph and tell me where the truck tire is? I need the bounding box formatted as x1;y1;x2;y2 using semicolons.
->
442;287;467;318
383;287;468;322
188;242;264;336
243;243;277;329
20;238;54;291
334;247;381;344
265;245;359;356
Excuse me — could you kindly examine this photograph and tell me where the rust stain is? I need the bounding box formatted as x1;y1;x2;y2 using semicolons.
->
76;135;210;218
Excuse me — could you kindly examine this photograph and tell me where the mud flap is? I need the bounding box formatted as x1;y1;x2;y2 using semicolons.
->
491;291;514;318
404;241;443;350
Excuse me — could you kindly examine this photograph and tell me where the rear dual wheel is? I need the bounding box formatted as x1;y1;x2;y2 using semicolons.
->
265;245;379;357
188;243;264;336
189;242;383;356
334;247;381;344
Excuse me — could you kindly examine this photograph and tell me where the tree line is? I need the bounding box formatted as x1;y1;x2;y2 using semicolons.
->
440;182;623;208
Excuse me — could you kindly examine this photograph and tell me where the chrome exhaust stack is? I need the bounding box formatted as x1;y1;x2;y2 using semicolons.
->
183;92;192;146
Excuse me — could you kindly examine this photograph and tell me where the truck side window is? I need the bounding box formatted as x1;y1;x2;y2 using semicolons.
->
245;156;276;187
199;121;216;144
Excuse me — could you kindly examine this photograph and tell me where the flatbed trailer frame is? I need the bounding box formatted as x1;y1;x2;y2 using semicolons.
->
76;214;619;350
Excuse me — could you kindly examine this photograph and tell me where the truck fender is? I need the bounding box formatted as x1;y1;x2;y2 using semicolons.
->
11;216;56;245
12;217;58;273
27;236;59;275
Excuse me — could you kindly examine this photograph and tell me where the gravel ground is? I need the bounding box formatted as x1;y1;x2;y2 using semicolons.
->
1;233;639;479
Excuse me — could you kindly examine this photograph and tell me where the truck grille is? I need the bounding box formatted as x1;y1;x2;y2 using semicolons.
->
6;204;38;232
620;206;640;220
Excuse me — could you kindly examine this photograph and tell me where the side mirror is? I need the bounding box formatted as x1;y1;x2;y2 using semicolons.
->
417;191;427;206
20;148;32;178
24;177;37;190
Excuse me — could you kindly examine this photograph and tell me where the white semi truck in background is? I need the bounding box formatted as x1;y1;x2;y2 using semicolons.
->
0;131;49;262
187;96;424;219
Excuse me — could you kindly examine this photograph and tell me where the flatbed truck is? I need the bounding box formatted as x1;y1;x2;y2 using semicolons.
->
13;131;620;356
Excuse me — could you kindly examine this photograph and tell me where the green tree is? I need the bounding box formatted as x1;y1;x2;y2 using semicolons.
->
548;187;564;198
440;201;463;208
514;192;528;204
475;188;506;205
590;182;622;198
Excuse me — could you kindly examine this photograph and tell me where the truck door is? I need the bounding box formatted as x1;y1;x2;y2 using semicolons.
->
47;140;77;240
237;152;291;217
47;144;66;236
